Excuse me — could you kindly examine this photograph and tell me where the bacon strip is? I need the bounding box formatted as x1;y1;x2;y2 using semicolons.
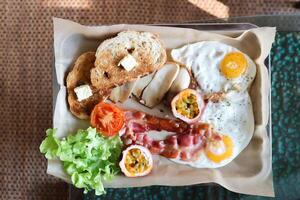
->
121;111;212;161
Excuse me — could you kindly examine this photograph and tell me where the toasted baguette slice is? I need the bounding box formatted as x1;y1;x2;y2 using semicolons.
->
66;52;108;119
90;31;167;91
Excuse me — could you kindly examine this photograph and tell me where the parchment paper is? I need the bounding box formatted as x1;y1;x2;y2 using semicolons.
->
50;18;276;196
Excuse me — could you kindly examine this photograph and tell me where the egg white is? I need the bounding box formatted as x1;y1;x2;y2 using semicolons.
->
171;91;254;168
171;41;256;96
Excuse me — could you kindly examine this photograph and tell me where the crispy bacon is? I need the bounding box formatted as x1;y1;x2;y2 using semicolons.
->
121;111;212;161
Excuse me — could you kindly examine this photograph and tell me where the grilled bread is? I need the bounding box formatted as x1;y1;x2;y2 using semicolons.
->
66;52;107;119
90;31;167;91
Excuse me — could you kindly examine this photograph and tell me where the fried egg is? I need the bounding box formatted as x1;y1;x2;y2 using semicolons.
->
171;91;254;168
171;41;256;96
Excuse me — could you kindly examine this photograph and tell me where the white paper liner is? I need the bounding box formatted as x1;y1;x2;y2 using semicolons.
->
49;18;275;197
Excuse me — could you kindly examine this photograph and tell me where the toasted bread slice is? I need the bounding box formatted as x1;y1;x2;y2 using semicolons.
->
66;52;108;119
90;31;167;91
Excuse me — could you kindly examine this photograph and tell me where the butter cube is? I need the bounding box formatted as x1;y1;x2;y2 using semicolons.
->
118;54;138;71
74;84;93;102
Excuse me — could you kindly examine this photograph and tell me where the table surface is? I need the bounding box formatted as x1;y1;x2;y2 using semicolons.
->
1;0;299;197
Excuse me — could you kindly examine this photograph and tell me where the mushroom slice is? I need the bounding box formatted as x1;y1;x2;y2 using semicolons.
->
141;63;179;107
109;80;138;103
169;67;191;94
132;72;155;98
165;66;191;104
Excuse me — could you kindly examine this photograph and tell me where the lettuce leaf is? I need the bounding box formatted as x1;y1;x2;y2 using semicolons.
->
39;129;61;159
39;127;122;195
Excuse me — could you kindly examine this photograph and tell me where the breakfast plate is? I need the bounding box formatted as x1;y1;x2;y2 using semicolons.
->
44;18;275;196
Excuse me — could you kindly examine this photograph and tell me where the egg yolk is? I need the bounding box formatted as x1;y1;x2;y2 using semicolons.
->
205;135;233;163
220;52;247;79
175;92;200;119
125;148;150;175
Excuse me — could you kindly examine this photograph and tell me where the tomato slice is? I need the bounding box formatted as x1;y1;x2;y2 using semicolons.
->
91;102;125;137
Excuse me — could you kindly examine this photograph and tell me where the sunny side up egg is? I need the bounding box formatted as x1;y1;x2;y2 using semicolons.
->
171;91;254;168
171;41;256;96
169;41;256;168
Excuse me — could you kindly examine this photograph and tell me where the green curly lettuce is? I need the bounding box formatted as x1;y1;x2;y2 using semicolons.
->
39;127;123;195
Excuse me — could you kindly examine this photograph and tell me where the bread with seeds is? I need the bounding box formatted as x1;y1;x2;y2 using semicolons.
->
90;31;167;91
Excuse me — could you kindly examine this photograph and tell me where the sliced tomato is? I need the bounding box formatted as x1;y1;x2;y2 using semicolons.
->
91;102;125;137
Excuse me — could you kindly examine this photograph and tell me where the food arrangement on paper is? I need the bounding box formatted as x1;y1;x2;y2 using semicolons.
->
40;30;258;195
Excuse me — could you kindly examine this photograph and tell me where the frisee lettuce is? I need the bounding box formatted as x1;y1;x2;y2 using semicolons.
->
39;127;122;195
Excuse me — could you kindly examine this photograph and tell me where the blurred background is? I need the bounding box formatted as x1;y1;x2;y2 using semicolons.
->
0;0;299;199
